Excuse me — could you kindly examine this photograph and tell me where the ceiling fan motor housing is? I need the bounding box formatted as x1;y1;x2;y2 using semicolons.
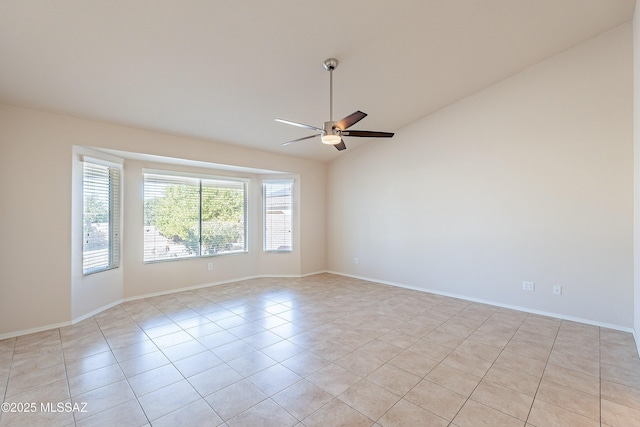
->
324;121;339;135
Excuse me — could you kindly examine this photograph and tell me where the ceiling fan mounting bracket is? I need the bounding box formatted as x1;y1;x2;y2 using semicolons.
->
323;58;338;71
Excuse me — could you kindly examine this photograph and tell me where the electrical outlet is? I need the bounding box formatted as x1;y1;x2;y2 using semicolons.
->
553;285;562;295
522;281;535;291
353;258;360;265
207;262;213;271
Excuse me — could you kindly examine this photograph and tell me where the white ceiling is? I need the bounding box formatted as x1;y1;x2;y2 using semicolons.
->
0;0;635;162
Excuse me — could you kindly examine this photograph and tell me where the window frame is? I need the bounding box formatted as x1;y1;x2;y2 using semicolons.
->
143;169;249;263
263;179;294;252
82;157;121;275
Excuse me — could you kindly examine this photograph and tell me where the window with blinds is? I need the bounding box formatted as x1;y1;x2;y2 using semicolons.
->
143;172;247;262
83;160;120;275
263;179;293;251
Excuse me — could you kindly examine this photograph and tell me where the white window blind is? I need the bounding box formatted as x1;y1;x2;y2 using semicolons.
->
143;172;247;262
263;180;293;251
201;178;247;255
83;161;120;274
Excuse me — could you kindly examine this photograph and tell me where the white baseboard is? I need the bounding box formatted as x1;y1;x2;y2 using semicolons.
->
3;270;637;347
0;272;324;340
300;270;330;277
327;270;636;334
121;275;261;303
0;320;72;341
72;299;124;325
258;274;303;278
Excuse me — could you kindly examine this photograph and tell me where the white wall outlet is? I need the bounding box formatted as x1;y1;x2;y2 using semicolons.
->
353;257;360;265
522;281;535;291
207;262;213;271
553;285;562;295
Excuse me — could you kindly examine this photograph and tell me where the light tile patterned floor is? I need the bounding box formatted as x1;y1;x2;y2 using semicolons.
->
1;273;639;426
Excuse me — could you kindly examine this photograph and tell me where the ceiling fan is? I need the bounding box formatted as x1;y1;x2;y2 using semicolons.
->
275;58;394;151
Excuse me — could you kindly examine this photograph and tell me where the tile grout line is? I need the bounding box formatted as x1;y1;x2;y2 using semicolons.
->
95;310;151;427
2;276;638;426
126;303;221;426
57;327;77;427
363;302;503;425
520;319;560;427
128;293;306;426
441;307;527;425
259;293;428;426
599;325;602;426
0;337;17;425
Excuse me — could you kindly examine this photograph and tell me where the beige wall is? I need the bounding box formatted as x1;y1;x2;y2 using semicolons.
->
0;107;73;335
0;20;636;339
328;24;634;328
0;105;327;336
634;0;640;352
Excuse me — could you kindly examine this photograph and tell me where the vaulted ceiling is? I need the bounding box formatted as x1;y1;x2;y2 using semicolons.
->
0;0;635;161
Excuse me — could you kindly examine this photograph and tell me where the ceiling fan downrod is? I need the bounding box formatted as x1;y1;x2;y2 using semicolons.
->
323;58;339;123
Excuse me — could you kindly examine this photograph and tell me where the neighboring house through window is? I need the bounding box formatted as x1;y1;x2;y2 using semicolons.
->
263;179;293;251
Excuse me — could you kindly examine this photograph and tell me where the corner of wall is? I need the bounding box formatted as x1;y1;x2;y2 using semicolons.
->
634;0;640;358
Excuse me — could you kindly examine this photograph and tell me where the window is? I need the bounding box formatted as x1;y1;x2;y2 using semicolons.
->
263;179;293;251
82;159;120;274
143;172;247;262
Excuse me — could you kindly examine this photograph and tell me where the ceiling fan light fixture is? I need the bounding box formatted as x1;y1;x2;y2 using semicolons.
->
321;133;342;145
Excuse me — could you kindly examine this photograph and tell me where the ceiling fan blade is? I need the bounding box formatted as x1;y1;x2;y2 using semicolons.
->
334;139;347;151
343;130;395;138
334;111;367;131
275;118;323;132
281;134;319;146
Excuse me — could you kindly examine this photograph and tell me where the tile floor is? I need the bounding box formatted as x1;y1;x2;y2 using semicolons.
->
1;273;639;426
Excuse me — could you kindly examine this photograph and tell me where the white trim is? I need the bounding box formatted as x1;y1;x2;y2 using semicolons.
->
0;276;261;340
327;271;636;333
259;274;304;278
100;148;288;175
3;270;636;346
121;275;260;302
142;168;250;183
81;155;123;168
262;178;295;184
0;321;72;341
72;300;124;325
300;270;329;277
